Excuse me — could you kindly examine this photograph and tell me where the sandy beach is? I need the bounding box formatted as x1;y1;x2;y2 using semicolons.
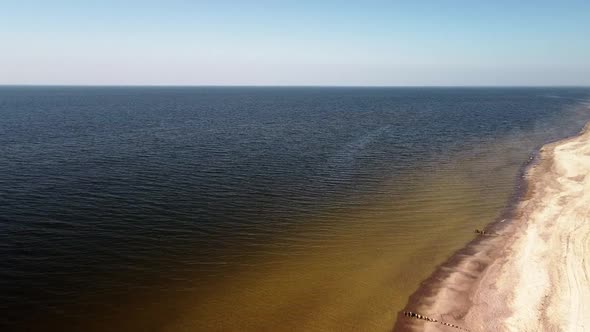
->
395;121;590;331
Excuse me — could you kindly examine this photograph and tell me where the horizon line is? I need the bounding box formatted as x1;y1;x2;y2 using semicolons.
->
1;84;590;88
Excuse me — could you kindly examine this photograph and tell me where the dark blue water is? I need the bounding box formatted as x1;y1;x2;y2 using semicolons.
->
1;87;589;331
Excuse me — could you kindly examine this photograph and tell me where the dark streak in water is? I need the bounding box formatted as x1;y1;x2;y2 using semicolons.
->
1;87;590;331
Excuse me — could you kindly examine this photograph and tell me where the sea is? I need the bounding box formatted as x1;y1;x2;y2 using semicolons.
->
1;86;589;331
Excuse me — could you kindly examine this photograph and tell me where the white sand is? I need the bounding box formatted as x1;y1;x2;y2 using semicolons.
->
462;124;590;331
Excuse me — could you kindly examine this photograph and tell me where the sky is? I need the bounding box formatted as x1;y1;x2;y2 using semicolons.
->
2;0;590;86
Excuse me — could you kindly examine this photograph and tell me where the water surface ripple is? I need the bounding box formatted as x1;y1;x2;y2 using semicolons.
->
1;87;589;331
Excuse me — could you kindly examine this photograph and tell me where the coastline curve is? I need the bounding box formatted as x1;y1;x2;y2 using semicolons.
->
394;119;590;331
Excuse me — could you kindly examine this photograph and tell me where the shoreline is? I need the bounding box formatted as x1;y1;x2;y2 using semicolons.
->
394;120;590;331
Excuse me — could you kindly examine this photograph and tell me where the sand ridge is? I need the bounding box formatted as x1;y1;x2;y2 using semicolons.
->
457;123;590;331
395;122;590;331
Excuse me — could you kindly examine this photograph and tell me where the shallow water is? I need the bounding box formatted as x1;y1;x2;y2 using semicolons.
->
1;87;589;331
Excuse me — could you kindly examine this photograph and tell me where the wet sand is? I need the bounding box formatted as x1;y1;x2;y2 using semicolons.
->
395;122;590;331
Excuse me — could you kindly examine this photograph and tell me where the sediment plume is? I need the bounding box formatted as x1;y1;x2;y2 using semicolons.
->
395;122;590;331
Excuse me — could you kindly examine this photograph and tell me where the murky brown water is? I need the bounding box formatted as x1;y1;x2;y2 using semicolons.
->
2;87;589;331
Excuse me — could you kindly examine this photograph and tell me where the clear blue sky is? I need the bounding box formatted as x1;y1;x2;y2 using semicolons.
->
2;0;590;86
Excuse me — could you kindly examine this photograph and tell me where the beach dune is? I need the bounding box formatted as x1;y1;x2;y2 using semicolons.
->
396;123;590;331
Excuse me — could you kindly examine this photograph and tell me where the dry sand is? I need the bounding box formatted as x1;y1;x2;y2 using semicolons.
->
395;123;590;331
